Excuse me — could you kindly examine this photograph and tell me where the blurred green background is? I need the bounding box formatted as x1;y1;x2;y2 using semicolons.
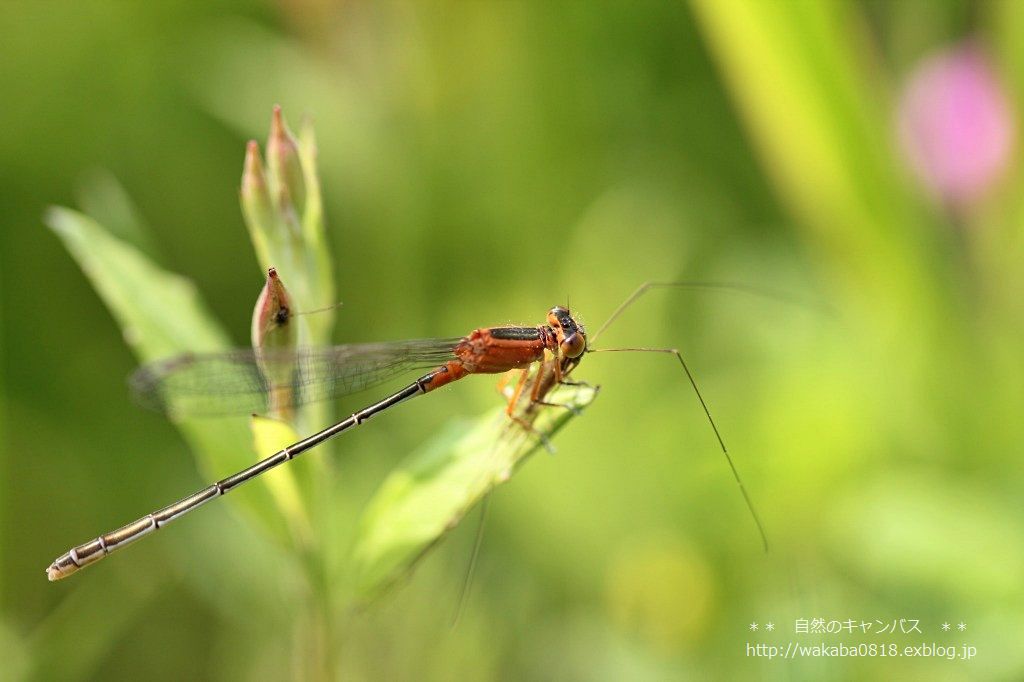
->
3;1;1023;680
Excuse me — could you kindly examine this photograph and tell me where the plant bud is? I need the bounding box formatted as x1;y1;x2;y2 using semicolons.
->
267;104;307;220
251;266;295;350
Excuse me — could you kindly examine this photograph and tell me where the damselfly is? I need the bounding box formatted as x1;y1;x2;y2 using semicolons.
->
47;282;771;581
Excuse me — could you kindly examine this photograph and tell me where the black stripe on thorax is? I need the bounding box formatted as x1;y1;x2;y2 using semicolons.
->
488;326;542;341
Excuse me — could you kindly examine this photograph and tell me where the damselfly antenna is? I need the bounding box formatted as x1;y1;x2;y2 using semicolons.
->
584;280;799;553
590;280;828;346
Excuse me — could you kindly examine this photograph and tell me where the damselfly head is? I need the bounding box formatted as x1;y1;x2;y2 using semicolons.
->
548;306;587;359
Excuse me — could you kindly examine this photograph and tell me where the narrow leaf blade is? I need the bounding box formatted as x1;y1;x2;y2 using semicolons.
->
45;206;293;542
352;382;599;596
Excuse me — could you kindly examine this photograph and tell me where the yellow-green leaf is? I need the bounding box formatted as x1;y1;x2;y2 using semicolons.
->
251;414;312;545
352;382;599;597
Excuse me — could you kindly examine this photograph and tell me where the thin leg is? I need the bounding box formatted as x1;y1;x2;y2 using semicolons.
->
504;368;530;417
494;370;515;399
518;355;589;417
533;399;582;416
587;346;768;552
529;360;584;416
531;358;551;403
501;363;556;453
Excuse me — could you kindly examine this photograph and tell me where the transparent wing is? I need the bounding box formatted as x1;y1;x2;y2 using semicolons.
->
130;338;463;418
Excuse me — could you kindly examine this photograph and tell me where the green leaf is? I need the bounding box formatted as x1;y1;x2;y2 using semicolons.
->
46;206;228;360
74;169;161;261
352;382;599;597
251;415;313;545
44;206;293;543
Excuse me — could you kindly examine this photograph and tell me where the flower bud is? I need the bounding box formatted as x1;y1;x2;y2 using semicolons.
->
267;104;307;220
897;43;1015;208
251;267;295;351
241;140;276;263
239;106;334;350
252;267;298;419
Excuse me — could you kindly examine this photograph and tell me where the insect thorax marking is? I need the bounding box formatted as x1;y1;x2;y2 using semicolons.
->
488;326;542;342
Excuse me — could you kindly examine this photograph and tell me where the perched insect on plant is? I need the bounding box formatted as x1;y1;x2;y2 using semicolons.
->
46;281;773;581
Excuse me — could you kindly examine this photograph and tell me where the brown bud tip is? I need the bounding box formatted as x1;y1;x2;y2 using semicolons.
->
242;141;268;194
252;266;295;349
244;140;260;165
266;106;306;215
271;104;284;133
269;107;294;152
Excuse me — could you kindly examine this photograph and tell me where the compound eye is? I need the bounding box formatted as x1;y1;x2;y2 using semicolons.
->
560;332;586;359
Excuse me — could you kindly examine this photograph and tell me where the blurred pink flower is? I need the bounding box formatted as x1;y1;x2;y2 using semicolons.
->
897;43;1016;207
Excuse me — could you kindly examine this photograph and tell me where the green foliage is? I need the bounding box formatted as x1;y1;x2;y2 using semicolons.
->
3;1;1023;680
37;108;598;679
354;384;598;596
45;207;295;544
